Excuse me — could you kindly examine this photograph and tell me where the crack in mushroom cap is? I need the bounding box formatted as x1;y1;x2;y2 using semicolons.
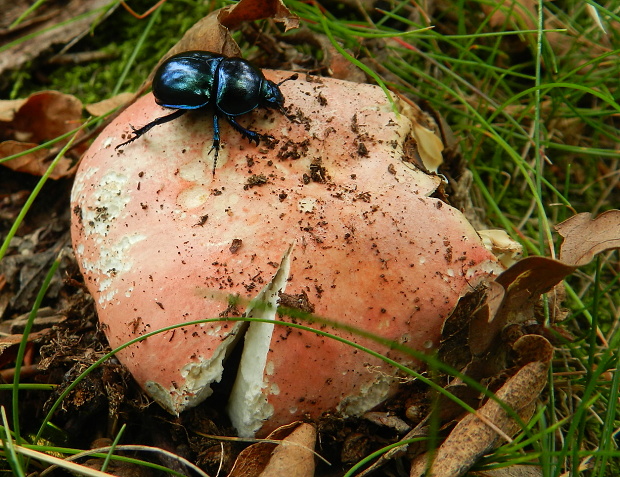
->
71;72;502;436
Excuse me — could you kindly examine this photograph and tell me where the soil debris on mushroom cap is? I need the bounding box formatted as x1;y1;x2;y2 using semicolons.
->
71;72;502;437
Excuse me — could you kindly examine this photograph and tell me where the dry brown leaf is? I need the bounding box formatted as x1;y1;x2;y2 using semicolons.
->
0;140;75;178
166;0;298;61
0;90;86;178
258;423;316;477
556;210;620;267
228;422;305;477
10;90;83;141
409;360;550;477
469;257;575;357
221;0;299;32
85;93;135;117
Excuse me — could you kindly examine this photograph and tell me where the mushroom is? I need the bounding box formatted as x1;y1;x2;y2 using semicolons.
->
71;72;502;437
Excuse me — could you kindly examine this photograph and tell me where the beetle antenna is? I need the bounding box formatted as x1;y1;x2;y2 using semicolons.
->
277;73;299;86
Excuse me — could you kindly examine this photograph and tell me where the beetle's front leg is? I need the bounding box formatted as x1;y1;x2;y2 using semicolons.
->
225;116;264;146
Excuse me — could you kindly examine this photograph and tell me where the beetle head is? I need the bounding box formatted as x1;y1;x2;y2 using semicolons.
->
260;80;285;109
260;74;298;110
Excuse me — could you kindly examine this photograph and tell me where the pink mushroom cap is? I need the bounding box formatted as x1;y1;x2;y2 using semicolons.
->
71;72;501;436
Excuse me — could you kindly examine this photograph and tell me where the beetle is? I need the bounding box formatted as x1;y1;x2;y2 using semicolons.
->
116;51;298;174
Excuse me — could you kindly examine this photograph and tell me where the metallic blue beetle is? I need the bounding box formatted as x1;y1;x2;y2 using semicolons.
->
116;51;297;174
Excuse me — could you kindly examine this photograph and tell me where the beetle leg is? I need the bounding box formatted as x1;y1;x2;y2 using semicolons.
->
209;114;221;176
115;109;186;150
225;116;263;146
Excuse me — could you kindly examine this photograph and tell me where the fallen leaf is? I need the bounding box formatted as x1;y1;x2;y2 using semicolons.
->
469;257;575;357
85;93;134;117
409;360;550;477
0;140;75;178
228;422;305;477
9;91;83;142
258;423;316;477
220;0;299;32
0;91;86;178
555;210;620;267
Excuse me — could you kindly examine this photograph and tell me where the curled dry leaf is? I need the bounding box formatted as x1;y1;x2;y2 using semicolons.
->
468;256;575;357
468;210;620;358
228;421;312;477
85;93;135;117
219;0;299;32
512;334;554;367
159;0;298;69
0;91;86;178
257;423;316;477
409;360;550;477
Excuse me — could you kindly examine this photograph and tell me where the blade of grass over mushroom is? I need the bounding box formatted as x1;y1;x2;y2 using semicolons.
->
37;312;538;445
